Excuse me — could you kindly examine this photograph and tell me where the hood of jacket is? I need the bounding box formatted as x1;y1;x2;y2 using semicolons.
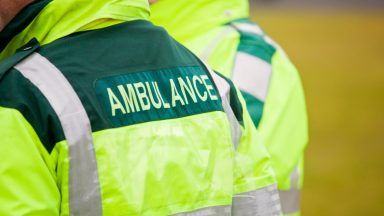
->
150;0;249;43
0;0;150;61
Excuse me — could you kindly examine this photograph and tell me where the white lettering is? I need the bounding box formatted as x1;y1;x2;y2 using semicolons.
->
146;82;162;109
108;88;126;116
201;75;218;101
118;84;140;113
153;82;170;109
134;82;151;111
170;79;185;107
192;75;208;101
178;76;198;104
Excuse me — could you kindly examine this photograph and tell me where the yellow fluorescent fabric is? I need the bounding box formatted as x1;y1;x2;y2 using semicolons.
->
234;88;276;194
151;0;248;43
189;30;308;190
0;107;60;216
0;0;278;214
54;112;234;216
51;141;70;216
185;27;240;77
180;27;308;191
151;0;308;193
262;51;308;189
0;0;150;61
152;0;278;195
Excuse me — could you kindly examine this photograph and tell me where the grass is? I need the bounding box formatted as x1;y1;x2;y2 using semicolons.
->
251;9;384;215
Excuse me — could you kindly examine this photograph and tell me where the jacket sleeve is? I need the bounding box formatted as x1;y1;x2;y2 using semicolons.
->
208;70;282;215
261;50;309;190
232;85;282;215
0;106;60;216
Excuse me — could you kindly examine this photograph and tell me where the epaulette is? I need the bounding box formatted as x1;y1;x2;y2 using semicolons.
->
0;38;40;81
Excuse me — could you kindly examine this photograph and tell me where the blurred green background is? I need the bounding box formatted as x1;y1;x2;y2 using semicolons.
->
250;1;384;214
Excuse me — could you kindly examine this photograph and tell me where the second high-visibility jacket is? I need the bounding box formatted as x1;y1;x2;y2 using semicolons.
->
0;0;280;215
151;0;309;215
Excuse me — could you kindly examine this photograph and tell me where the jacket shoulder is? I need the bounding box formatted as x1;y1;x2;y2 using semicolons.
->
0;38;40;80
230;20;277;63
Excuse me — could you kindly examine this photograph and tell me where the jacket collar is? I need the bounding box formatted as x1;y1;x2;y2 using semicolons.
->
0;0;150;61
0;0;51;53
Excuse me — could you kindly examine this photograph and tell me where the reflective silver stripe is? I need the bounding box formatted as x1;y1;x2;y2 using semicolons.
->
15;53;102;216
200;26;235;62
231;22;264;36
279;167;301;214
233;184;282;216
202;61;242;149
279;189;300;214
232;52;272;102
174;205;231;216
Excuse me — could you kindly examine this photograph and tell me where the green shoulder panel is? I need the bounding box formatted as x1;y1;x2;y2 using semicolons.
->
0;38;65;152
230;19;277;63
237;31;276;63
228;19;278;127
38;20;225;132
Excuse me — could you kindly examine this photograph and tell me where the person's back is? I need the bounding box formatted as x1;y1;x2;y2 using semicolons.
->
151;0;309;215
0;0;279;215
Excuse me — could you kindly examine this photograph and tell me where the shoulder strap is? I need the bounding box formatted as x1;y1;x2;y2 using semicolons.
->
0;38;40;80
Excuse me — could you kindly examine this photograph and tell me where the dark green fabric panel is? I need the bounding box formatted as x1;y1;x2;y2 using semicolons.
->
214;72;244;126
38;20;221;131
240;90;264;128
0;38;40;80
95;66;222;127
0;0;51;52
237;31;277;63
0;69;65;153
228;18;270;127
229;18;276;63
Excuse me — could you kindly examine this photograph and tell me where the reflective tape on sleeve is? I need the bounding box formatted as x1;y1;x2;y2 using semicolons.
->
279;167;301;214
232;52;272;102
232;184;282;216
15;53;102;216
173;205;231;216
279;188;300;214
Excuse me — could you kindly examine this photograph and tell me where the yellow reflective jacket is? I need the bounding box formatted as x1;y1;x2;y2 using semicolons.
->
0;0;279;215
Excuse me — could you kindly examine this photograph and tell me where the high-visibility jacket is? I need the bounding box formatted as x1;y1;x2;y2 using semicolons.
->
151;1;309;215
0;0;280;215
